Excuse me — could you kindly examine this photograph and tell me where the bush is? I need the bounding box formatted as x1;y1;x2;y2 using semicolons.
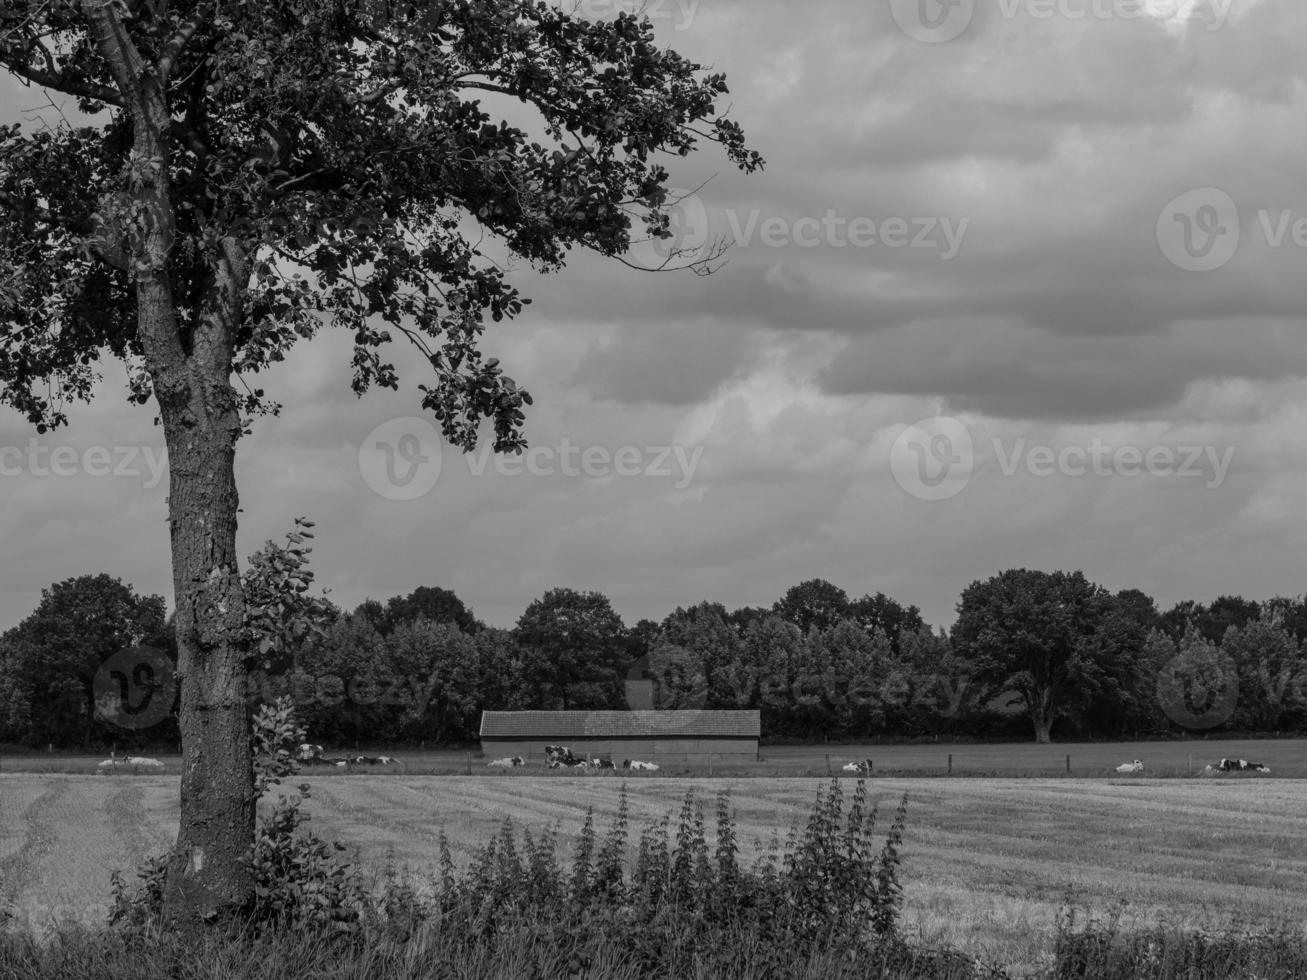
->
424;777;912;970
110;697;367;935
1054;904;1307;980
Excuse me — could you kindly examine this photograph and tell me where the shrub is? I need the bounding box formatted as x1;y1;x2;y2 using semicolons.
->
110;697;367;935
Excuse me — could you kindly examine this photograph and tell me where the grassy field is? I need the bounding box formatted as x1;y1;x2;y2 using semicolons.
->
2;772;1306;973
2;735;1302;777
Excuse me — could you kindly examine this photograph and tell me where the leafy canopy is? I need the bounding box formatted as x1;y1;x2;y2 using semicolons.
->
0;0;762;439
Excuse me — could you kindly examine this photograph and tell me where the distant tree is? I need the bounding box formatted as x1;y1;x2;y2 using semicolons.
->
1072;590;1155;737
287;612;388;744
847;593;926;654
1222;619;1307;732
728;605;772;635
1261;596;1307;645
351;599;390;635
1160;596;1261;645
515;589;627;710
645;642;710;710
893;626;975;736
386;586;480;634
812;618;887;736
742;615;804;734
773;579;850;635
0;575;170;748
387;618;480;741
622;618;661;663
951;569;1113;743
660;602;742;707
469;627;534;723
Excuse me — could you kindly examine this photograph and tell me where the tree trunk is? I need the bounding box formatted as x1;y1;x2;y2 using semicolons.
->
159;384;253;926
1032;688;1054;744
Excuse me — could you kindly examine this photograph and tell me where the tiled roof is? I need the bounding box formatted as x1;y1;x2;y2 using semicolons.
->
479;710;760;739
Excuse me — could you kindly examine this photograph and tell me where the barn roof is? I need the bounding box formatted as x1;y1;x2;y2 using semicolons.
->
479;710;760;739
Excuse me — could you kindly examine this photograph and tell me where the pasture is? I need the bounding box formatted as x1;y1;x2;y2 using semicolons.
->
2;735;1303;777
3;772;1306;973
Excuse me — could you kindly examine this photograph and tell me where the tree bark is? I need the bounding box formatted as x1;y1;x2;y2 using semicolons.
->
158;378;252;924
81;0;255;927
1032;688;1054;744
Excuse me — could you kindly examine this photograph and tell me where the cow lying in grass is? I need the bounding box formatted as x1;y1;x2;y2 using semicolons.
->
302;755;349;767
296;743;324;762
1114;760;1144;773
1206;758;1271;773
487;756;525;768
351;755;396;766
623;759;659;771
842;760;872;773
96;754;164;772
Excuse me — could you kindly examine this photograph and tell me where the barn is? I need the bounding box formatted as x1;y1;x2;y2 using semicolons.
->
479;710;761;765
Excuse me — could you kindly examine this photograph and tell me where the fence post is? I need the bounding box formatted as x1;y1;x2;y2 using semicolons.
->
947;753;952;775
1066;754;1071;775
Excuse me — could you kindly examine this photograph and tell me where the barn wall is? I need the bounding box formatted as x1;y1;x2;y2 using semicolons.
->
481;737;757;763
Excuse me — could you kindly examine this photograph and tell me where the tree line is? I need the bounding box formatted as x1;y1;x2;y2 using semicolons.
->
3;570;1306;749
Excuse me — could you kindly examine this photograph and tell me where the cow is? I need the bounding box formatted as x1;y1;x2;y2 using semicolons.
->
594;757;615;770
546;745;582;768
1114;760;1144;773
296;743;324;762
842;760;872;773
1207;758;1271;773
376;755;396;765
487;756;525;768
98;754;164;772
626;760;659;771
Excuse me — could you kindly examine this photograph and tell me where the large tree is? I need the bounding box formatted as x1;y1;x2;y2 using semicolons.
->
0;0;759;924
951;569;1114;743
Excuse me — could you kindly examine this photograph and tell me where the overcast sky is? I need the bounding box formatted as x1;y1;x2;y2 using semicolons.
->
2;0;1305;634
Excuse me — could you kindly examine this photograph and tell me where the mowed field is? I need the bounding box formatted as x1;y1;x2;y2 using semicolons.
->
3;769;1307;971
4;735;1304;777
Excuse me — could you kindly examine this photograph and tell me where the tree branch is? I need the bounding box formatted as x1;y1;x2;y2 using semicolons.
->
0;53;124;106
158;7;208;87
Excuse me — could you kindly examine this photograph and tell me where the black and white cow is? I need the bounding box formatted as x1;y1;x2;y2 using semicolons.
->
545;745;579;768
296;743;324;762
1209;757;1271;773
